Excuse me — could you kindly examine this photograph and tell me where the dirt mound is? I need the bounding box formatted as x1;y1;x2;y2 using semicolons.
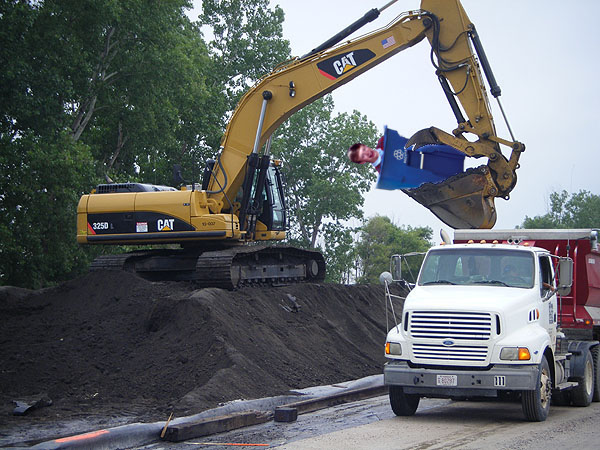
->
0;271;402;432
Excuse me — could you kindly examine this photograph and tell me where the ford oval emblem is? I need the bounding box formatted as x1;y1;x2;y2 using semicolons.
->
442;339;455;346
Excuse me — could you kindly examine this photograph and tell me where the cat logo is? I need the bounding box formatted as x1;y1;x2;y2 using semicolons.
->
157;218;175;231
332;52;357;75
317;49;375;80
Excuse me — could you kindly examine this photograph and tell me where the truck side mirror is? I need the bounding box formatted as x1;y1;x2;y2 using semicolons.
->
391;255;402;281
557;257;573;296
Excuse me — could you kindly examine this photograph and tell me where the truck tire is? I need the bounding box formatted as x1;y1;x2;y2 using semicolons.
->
571;349;594;406
389;386;420;416
591;345;600;402
521;356;551;422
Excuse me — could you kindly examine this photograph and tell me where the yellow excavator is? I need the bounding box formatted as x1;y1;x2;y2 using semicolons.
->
77;0;524;288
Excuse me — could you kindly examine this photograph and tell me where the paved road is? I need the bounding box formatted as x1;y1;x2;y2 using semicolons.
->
146;396;600;449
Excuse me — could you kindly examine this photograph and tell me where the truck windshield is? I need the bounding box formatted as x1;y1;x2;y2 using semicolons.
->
418;248;535;288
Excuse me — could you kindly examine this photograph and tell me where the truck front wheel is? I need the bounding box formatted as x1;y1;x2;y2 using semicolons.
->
572;349;594;406
389;386;420;416
522;356;551;422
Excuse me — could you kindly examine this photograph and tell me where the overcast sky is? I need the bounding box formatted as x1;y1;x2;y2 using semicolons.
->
191;1;600;240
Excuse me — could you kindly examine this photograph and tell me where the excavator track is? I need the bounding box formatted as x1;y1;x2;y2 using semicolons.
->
89;245;326;289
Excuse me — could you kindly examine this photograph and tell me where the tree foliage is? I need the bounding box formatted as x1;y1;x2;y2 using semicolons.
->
0;132;95;288
521;190;600;229
199;0;291;110
355;216;432;284
270;96;379;283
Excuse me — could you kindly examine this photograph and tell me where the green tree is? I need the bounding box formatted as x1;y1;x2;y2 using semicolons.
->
1;0;221;183
521;190;600;229
321;224;360;284
355;216;432;284
270;96;378;282
0;132;95;288
199;0;291;110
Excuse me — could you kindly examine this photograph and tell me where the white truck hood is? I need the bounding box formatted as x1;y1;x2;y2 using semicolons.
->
405;285;535;313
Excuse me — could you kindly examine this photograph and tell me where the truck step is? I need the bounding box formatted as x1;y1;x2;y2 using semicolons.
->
555;381;578;391
554;353;571;362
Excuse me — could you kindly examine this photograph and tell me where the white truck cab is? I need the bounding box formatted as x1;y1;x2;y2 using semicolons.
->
383;238;596;421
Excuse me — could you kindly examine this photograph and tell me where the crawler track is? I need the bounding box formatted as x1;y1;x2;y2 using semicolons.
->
90;245;326;289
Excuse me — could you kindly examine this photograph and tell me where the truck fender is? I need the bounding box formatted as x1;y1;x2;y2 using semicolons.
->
568;341;599;378
543;347;556;387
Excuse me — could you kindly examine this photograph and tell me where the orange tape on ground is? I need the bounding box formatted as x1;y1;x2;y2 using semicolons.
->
55;429;109;443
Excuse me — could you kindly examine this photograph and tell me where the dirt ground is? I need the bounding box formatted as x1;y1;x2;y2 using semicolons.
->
0;271;403;443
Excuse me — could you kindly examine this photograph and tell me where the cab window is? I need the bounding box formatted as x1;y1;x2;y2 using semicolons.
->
539;255;554;295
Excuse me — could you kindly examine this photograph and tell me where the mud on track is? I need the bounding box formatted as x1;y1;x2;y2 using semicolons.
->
0;271;403;440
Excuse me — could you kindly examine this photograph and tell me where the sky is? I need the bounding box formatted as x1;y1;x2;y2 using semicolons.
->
190;1;600;240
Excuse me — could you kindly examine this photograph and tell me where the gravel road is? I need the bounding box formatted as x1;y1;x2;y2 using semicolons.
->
148;396;600;449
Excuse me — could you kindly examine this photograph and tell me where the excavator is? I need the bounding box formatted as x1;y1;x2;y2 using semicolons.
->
76;0;524;288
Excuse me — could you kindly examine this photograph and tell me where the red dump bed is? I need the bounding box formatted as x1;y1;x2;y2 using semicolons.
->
453;229;600;331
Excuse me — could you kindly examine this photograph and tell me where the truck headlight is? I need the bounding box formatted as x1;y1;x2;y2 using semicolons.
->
500;347;531;360
385;342;402;356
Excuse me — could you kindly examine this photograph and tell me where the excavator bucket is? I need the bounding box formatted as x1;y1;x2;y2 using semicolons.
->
377;128;499;229
402;166;497;229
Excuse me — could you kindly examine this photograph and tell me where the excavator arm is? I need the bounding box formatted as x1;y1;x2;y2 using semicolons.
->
403;0;525;228
206;0;523;229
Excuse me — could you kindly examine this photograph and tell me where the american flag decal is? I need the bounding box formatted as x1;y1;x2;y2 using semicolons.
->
382;36;396;49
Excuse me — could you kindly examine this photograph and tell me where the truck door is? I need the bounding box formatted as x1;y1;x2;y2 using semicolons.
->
539;255;557;346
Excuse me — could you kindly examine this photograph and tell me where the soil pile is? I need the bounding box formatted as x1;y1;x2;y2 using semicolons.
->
0;271;403;432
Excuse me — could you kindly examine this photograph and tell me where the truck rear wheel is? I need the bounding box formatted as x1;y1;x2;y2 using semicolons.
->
389;386;420;416
572;349;594;406
522;356;551;422
591;345;600;402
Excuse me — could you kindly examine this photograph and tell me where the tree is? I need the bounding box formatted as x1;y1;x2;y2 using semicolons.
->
0;132;96;288
321;224;361;284
272;96;377;246
355;216;432;284
1;0;222;287
0;0;379;288
199;0;291;110
269;96;379;282
521;190;600;229
1;0;221;182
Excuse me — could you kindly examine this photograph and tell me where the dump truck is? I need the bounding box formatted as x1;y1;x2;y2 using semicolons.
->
383;228;600;421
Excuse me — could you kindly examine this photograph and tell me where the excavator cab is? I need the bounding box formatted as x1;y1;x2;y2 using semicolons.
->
253;163;287;235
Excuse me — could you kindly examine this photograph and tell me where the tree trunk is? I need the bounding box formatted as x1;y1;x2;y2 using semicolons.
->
70;27;119;141
106;121;128;172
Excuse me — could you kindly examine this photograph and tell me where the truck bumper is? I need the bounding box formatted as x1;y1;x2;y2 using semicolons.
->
384;360;538;397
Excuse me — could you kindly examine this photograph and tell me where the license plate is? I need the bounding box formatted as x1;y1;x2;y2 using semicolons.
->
436;374;458;386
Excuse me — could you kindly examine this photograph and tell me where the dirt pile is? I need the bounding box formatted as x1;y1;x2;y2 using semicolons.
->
0;271;403;431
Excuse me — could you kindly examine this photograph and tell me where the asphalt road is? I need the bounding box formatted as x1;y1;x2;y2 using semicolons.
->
145;396;600;450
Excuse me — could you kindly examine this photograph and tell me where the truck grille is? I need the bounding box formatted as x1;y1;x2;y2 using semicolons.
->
412;343;488;362
409;311;493;340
